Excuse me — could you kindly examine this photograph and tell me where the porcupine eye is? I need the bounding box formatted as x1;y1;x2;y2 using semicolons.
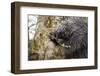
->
49;32;58;45
57;29;71;42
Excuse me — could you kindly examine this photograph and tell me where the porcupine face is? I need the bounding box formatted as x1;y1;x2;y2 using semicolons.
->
49;17;88;59
49;25;71;46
